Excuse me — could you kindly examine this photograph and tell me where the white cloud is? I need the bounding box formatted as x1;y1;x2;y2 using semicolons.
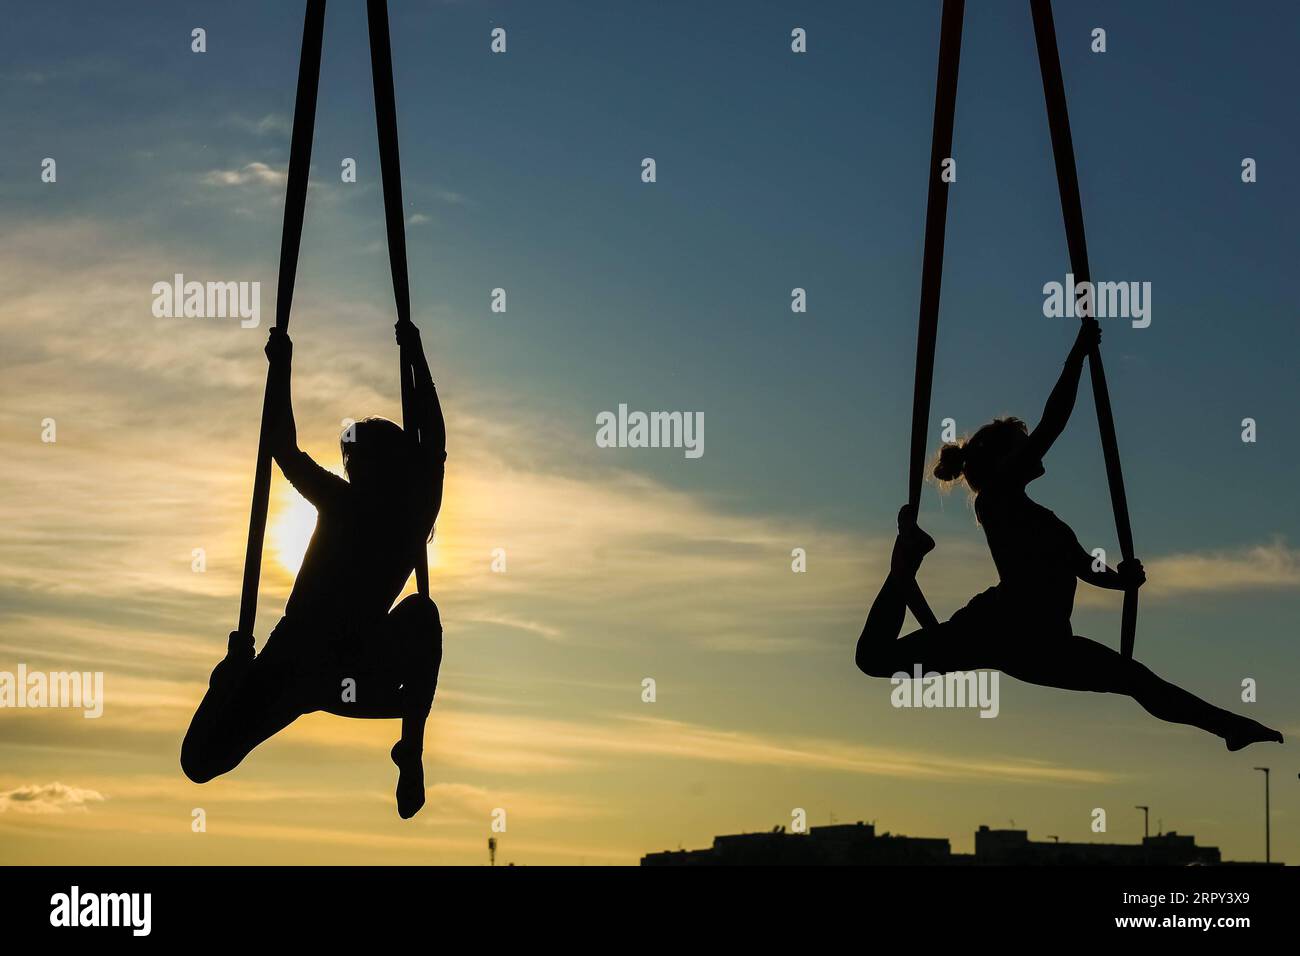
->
200;162;287;188
0;782;106;814
1072;539;1300;608
1145;540;1300;597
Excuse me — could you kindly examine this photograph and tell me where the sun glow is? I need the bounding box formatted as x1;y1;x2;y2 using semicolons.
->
268;480;447;580
270;489;320;576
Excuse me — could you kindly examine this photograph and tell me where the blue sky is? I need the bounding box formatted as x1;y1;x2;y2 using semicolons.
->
7;1;1297;534
0;1;1296;864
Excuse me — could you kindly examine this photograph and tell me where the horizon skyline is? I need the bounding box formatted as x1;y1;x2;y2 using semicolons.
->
642;812;1266;854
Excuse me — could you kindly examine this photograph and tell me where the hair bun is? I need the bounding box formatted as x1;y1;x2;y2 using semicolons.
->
933;442;966;482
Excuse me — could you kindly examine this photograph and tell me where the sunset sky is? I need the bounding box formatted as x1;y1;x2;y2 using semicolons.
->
1;0;1297;865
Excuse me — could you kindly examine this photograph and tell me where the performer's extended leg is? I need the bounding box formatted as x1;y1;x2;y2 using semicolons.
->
1004;636;1283;750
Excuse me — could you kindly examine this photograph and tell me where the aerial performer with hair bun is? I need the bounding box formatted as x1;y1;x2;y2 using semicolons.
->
853;0;1283;752
853;318;1282;751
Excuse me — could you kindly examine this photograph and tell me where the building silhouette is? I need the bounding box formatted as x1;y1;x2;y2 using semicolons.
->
642;822;950;866
641;819;1268;866
971;826;1219;865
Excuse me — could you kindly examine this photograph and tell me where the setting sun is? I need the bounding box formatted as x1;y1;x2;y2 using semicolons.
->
270;487;320;576
268;478;445;579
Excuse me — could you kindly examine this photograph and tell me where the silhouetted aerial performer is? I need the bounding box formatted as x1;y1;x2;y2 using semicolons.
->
182;0;447;816
183;325;445;816
855;318;1282;751
854;0;1283;751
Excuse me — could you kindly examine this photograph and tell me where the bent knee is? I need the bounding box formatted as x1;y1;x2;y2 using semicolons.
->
392;596;442;655
180;750;220;785
391;594;442;635
855;645;900;680
180;737;235;785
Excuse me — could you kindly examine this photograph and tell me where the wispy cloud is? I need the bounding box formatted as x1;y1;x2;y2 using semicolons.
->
226;113;292;138
91;692;1109;787
0;782;106;814
600;715;1115;784
428;706;1109;784
416;781;609;825
1069;538;1300;610
1145;540;1300;597
200;162;287;189
459;612;564;642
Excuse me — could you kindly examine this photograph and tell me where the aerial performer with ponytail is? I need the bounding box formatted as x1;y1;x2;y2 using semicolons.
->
854;0;1281;751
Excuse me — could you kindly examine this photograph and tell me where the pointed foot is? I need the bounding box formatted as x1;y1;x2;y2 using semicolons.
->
1224;722;1284;752
892;505;935;574
391;741;426;819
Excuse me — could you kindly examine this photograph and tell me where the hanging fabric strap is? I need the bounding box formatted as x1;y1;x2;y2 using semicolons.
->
904;0;965;631
366;0;430;599
1030;0;1138;657
236;0;327;638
